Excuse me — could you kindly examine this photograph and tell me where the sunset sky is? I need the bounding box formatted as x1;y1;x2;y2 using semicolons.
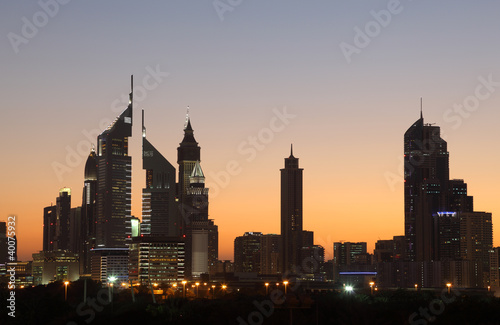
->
1;1;499;262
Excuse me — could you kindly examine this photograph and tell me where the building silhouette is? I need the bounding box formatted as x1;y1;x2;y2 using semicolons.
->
0;222;7;264
260;234;281;275
234;232;262;273
96;77;133;248
177;115;201;235
380;109;495;288
184;160;218;278
55;188;71;251
460;211;493;285
141;110;178;237
43;205;57;252
176;116;218;279
280;145;309;274
129;235;185;285
404;111;449;262
81;148;98;274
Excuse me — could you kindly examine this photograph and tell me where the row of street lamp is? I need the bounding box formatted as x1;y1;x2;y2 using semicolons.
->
63;279;494;302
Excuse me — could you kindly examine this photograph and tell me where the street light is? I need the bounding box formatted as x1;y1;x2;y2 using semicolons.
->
64;281;69;301
108;276;117;303
222;284;227;295
345;286;353;293
195;282;200;298
211;285;216;299
369;281;375;295
182;280;187;298
488;285;491;292
415;284;418;291
446;283;452;294
265;282;269;295
283;281;289;295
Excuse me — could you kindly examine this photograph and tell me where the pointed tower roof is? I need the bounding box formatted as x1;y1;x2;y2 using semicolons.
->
284;144;299;169
180;117;198;145
185;118;193;131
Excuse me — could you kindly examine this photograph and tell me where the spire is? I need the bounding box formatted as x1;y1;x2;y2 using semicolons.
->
420;97;423;120
130;75;133;104
142;109;146;138
184;106;190;130
289;144;295;158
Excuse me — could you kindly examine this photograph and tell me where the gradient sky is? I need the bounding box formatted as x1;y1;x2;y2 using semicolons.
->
1;1;499;261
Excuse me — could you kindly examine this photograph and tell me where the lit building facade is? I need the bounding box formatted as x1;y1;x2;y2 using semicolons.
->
96;78;133;248
141;110;178;237
234;232;262;273
32;251;79;285
129;235;185;285
90;248;129;284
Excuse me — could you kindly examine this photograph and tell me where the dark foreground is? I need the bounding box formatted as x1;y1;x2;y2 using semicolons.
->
1;281;499;325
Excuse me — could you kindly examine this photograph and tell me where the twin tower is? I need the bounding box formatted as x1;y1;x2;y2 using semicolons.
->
84;77;218;279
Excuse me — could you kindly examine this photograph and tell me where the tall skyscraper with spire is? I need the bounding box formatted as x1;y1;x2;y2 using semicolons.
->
280;145;309;274
141;109;178;236
404;109;449;261
96;77;133;248
176;113;218;278
177;111;201;235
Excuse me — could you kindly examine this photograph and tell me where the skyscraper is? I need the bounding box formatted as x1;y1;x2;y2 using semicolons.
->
55;188;71;251
141;110;177;236
460;211;493;285
260;234;281;275
177;115;201;235
404;111;449;261
176;116;218;279
96;77;133;248
81;148;97;273
184;161;218;278
129;235;185;285
234;232;262;273
280;145;304;274
43;205;57;252
0;222;7;264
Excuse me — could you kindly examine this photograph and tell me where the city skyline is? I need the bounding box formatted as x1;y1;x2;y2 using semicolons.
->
2;1;500;262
